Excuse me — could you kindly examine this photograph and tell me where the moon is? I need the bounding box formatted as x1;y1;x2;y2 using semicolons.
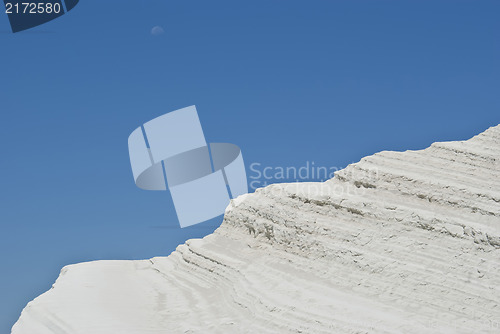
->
151;26;164;36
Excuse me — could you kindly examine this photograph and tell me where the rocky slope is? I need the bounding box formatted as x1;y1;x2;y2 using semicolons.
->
12;125;500;334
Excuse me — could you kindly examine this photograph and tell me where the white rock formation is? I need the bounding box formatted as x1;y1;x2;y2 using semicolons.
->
12;125;500;334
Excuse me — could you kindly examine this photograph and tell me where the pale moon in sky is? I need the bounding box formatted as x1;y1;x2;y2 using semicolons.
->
151;26;165;36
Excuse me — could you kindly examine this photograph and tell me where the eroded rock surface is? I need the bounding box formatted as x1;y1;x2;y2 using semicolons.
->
13;125;500;334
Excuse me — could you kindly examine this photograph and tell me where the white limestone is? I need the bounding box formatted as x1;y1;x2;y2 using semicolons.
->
12;125;500;334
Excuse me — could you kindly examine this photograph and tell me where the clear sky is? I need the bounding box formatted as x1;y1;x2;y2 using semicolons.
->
1;0;499;332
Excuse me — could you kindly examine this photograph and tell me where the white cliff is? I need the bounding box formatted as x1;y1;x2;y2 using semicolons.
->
12;125;500;334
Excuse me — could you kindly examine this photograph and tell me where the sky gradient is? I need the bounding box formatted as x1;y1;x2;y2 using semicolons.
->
1;1;499;332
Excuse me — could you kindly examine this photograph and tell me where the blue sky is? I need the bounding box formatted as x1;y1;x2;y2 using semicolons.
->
1;0;499;332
